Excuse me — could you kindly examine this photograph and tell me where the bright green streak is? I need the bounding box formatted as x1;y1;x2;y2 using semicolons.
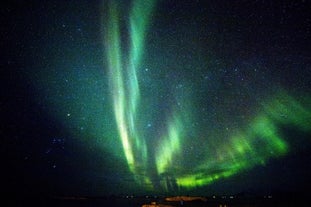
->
105;1;135;170
127;0;155;142
156;113;183;174
127;0;156;158
129;0;155;66
105;0;156;180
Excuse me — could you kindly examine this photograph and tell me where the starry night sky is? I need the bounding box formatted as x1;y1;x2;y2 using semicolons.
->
1;0;311;196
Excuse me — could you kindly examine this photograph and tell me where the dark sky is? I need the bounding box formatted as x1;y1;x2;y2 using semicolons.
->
1;0;311;197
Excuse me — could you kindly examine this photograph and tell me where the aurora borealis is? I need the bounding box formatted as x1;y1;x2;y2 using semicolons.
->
103;0;311;192
105;0;156;181
2;0;311;197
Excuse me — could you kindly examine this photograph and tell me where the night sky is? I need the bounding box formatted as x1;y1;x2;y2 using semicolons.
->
1;0;311;197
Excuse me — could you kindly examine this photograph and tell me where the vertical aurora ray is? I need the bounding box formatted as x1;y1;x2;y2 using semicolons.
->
104;0;156;183
105;1;135;170
156;113;183;175
126;0;156;164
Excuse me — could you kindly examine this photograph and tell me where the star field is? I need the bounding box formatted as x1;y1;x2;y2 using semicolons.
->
1;0;311;196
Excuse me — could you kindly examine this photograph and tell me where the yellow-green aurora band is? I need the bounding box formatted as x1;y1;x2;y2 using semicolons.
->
105;0;156;187
176;92;310;188
104;0;311;191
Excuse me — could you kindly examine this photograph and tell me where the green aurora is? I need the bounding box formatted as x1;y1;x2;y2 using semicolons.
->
104;0;311;192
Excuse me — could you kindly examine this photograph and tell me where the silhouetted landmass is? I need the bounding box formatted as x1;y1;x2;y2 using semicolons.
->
4;191;310;207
